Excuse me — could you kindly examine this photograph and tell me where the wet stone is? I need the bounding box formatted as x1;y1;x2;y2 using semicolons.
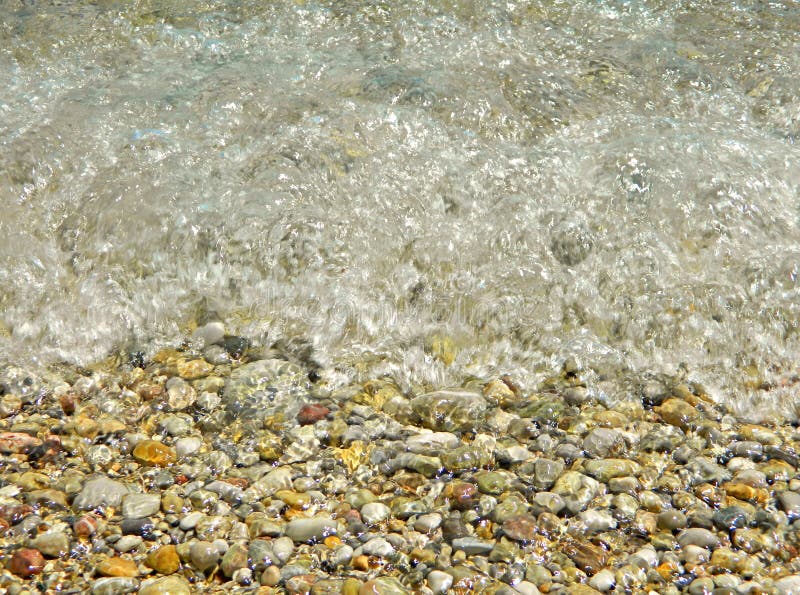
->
122;493;161;518
533;458;565;490
97;557;139;578
502;514;538;542
138;576;192;595
410;390;488;432
285;517;338;543
712;507;749;532
405;432;460;454
451;537;494;555
779;490;800;521
145;545;180;575
583;428;624;458
29;531;69;557
657;510;687;532
132;441;177;467
678;528;720;549
360;502;391;524
221;542;248;577
9;548;45;578
74;476;130;510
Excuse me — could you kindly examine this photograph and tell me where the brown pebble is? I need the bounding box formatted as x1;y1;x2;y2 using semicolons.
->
97;556;139;577
75;514;100;537
502;514;538;542
0;432;42;454
59;392;79;414
9;548;45;578
261;565;281;586
351;554;370;571
297;404;331;425
133;440;177;466
145;545;181;575
562;540;608;575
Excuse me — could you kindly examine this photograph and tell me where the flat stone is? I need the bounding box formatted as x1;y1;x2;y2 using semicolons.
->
29;531;70;558
502;515;538;542
285;517;338;543
138;576;192;595
358;576;409;595
97;557;139;578
74;476;130;510
122;493;161;519
582;459;641;483
451;537;494;555
405;432;460;454
677;528;720;549
189;541;219;572
221;542;248;577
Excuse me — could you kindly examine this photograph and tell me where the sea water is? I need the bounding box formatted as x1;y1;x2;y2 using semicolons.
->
1;0;799;420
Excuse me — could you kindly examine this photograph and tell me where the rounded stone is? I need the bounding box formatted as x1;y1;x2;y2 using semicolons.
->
427;570;453;594
132;441;177;467
360;502;391;525
657;510;687;532
145;545;181;575
9;548;45;578
189;541;220;572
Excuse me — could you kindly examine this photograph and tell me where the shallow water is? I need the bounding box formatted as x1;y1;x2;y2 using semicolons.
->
1;0;799;420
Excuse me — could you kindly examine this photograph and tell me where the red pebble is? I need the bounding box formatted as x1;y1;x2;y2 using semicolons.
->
73;514;98;537
9;548;45;578
297;404;330;425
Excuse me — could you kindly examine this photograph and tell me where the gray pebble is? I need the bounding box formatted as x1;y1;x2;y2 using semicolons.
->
122;493;161;519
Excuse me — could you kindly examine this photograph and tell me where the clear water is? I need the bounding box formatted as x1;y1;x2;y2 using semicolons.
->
1;0;799;420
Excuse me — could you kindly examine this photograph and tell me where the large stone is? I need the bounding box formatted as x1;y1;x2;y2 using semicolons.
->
122;493;161;519
73;477;130;510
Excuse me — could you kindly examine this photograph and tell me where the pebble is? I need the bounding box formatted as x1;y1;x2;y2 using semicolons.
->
678;527;721;549
114;535;143;553
97;557;139;577
138;576;192;595
285;517;338;543
589;568;616;592
91;577;139;595
190;540;220;572
73;476;130;510
29;531;70;557
427;569;453;594
405;432;460;454
145;544;180;574
132;440;177;466
9;548;45;577
360;502;391;524
122;493;161;518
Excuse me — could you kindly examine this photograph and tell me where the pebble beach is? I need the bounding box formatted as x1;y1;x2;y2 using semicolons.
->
2;325;800;595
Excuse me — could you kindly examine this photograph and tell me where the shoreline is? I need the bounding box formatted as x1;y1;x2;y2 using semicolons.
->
1;336;800;594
